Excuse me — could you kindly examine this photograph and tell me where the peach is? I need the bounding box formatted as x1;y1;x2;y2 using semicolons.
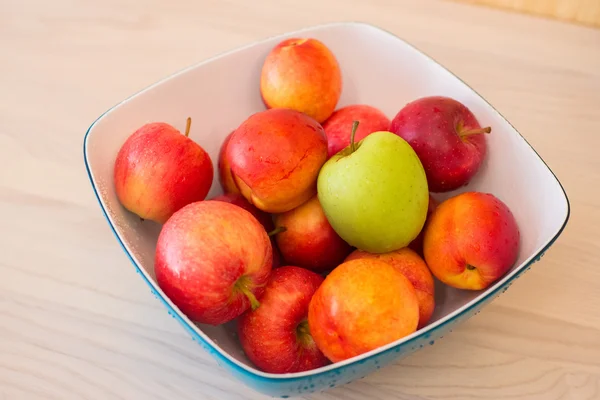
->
423;192;520;290
225;108;328;213
217;131;240;194
273;195;352;272
308;259;419;363
322;104;390;157
345;248;435;329
260;38;342;123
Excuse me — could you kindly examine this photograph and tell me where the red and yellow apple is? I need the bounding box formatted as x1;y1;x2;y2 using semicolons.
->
114;120;213;224
345;248;435;329
212;192;274;232
225;108;328;213
308;259;419;362
217;131;240;194
154;200;272;325
273;195;352;272
260;38;342;123
423;191;520;290
238;266;329;373
322;104;390;157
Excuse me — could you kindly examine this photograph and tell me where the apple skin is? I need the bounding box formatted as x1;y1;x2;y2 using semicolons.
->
238;266;329;373
408;194;439;256
217;131;240;195
323;104;390;158
154;200;272;325
423;192;520;290
345;248;435;329
317;130;429;253
389;96;488;193
212;192;274;232
226;108;328;213
114;122;213;224
308;258;419;363
260;38;342;123
273;195;352;272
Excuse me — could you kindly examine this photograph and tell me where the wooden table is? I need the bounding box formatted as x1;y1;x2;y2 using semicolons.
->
1;0;599;399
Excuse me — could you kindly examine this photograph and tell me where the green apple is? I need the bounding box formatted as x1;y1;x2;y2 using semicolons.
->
317;122;429;253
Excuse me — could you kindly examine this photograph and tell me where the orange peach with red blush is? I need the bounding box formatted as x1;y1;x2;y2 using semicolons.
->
260;38;342;123
225;108;328;213
423;192;520;290
308;259;419;363
345;247;435;329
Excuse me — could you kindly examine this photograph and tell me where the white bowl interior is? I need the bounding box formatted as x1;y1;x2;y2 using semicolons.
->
85;22;569;375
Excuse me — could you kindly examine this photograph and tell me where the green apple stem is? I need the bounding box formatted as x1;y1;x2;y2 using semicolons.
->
267;226;287;237
184;117;192;137
460;126;491;138
235;277;260;310
350;120;360;153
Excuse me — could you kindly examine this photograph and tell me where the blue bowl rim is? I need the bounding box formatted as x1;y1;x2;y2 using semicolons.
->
82;21;571;384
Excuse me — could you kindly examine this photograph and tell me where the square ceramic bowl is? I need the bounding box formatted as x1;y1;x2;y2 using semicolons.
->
84;22;570;398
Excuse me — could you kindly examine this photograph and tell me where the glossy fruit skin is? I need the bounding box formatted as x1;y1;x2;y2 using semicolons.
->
273;195;352;272
212;192;274;232
308;258;420;362
423;192;520;290
260;38;342;123
323;104;390;157
317;130;429;253
238;266;329;373
389;96;487;193
217;131;240;194
345;247;435;329
114;122;213;223
154;201;272;325
226;108;328;214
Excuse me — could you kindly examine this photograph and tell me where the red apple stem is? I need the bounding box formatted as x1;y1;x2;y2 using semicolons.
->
350;120;360;153
184;117;192;137
267;226;287;237
460;126;491;138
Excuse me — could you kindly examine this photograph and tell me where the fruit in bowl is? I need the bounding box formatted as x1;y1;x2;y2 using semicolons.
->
113;119;213;223
85;22;569;398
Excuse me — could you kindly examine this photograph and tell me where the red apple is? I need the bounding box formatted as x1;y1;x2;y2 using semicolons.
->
273;195;352;271
212;192;274;232
114;119;213;223
238;266;329;373
423;192;520;290
217;131;241;195
226;108;328;213
408;194;439;256
155;200;272;325
322;104;390;157
389;96;489;192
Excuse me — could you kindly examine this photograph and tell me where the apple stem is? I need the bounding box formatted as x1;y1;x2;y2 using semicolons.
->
236;280;260;310
267;226;287;237
460;126;491;138
184;117;192;137
350;120;360;153
466;264;477;271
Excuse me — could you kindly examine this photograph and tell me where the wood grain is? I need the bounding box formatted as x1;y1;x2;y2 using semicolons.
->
454;0;600;28
1;0;599;399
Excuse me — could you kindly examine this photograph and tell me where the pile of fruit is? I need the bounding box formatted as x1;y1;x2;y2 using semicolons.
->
113;38;521;373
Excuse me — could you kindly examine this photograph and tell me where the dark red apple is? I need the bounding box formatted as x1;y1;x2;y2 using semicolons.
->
389;96;490;192
238;266;329;373
155;201;272;326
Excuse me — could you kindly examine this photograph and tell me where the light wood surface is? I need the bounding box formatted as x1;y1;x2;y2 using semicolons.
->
456;0;600;27
1;0;600;399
